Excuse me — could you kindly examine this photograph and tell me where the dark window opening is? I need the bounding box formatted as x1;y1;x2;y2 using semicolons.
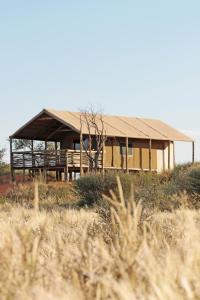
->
73;138;89;150
120;143;133;156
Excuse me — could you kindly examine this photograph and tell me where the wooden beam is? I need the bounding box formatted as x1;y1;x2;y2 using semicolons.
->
192;141;195;164
46;125;65;140
80;132;83;177
57;129;72;132
168;141;171;170
149;139;152;171
126;137;129;173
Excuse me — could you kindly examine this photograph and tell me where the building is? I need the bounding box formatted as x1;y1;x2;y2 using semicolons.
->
10;108;194;181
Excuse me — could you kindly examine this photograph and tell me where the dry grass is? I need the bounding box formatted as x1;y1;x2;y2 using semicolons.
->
1;178;200;299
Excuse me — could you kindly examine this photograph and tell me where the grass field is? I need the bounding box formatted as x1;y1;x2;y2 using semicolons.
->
1;165;200;299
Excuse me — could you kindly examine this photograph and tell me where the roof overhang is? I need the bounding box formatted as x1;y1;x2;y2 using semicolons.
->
10;109;80;141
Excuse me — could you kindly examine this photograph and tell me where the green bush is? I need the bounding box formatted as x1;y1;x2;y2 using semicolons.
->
76;171;164;207
170;163;200;194
186;168;200;193
76;173;116;206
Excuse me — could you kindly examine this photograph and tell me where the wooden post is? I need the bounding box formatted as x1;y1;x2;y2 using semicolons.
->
149;139;152;171
55;141;58;180
126;137;129;173
111;138;114;167
80;131;83;177
88;135;92;171
10;138;15;182
192;141;195;164
69;171;73;181
23;152;25;182
173;141;175;168
163;142;165;172
31;140;34;171
168;141;171;170
102;140;105;174
140;147;143;170
44;140;48;183
64;150;69;181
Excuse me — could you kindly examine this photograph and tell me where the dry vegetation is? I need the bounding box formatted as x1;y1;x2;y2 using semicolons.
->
1;167;200;299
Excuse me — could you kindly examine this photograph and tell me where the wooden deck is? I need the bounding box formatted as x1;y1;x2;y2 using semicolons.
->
11;149;102;171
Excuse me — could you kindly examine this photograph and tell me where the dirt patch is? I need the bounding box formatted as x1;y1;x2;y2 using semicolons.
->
0;174;28;196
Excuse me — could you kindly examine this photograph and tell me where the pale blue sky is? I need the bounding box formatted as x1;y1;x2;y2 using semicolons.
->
0;0;199;162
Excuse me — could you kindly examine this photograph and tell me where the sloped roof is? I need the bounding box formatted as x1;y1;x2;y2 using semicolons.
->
46;109;193;142
11;108;193;142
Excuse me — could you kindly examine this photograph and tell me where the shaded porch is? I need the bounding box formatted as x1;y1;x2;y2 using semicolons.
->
11;148;103;181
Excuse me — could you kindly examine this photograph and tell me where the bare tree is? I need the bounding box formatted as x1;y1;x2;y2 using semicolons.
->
80;107;107;172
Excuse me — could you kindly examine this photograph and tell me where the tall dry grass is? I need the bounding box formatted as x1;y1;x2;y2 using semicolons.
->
0;178;200;299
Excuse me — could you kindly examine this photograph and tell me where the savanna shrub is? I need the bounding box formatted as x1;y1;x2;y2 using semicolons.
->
76;171;164;207
187;168;200;193
75;173;116;206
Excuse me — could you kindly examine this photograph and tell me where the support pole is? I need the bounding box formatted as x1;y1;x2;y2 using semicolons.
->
80;131;83;177
140;147;143;170
149;139;152;171
102;140;105;174
168;141;171;170
10;138;15;182
192;141;195;164
23;152;25;182
31;140;35;176
65;150;69;181
126;137;129;173
55;141;58;181
44;140;48;183
173;141;175;168
163;143;165;172
88;135;92;171
111;138;114;167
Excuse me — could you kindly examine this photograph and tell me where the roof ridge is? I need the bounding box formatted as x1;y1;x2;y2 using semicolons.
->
46;108;162;121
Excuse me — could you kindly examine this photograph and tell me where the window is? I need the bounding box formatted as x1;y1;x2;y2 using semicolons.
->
73;138;89;150
73;140;80;150
120;143;133;156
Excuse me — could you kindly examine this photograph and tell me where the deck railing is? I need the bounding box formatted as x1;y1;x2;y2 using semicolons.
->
11;149;102;169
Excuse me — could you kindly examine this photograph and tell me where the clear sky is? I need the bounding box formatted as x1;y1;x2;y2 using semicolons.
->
0;0;199;162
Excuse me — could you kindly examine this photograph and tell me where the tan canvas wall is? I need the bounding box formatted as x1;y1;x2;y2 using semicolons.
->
163;141;174;171
60;132;175;172
156;141;175;172
104;138;158;170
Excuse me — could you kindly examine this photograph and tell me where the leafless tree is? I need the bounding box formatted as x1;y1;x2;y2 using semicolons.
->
80;107;107;172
